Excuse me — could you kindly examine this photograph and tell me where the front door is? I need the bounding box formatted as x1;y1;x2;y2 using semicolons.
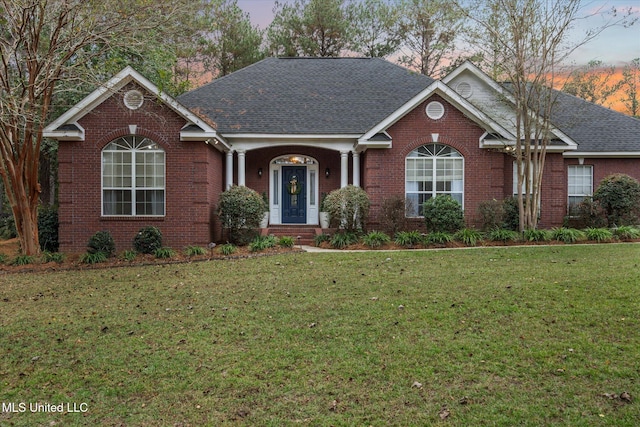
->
282;166;306;223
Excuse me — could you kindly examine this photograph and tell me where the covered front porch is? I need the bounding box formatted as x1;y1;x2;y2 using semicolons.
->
223;138;364;226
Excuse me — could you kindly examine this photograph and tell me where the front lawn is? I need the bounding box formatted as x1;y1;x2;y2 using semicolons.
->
0;244;638;425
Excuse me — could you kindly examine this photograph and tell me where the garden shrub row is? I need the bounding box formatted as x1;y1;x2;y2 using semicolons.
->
315;225;640;249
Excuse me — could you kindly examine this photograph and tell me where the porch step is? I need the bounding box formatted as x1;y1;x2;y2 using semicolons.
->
262;226;319;245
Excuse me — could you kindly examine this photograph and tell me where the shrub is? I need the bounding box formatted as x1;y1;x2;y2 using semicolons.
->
0;214;16;239
133;226;163;254
0;253;7;264
424;231;453;245
593;174;640;226
121;250;137;261
324;185;370;232
249;235;277;252
566;199;607;228
330;232;359;249
455;228;483;247
154;247;176;259
477;199;504;231
38;206;59;252
184;246;207;256
612;225;640;240
12;255;34;266
551;227;584;244
523;228;550;242
394;230;423;247
219;243;237;256
422;195;465;233
362;231;391;248
313;233;331;247
217;186;267;244
42;251;64;263
80;252;107;264
380;196;408;235
278;236;295;248
502;197;520;231
487;228;519;243
87;230;116;257
584;227;613;242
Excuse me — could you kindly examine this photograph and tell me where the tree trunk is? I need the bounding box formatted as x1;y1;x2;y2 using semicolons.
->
10;188;40;256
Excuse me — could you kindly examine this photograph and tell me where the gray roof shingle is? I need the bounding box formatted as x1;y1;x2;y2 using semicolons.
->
177;57;434;135
549;90;640;153
178;57;639;154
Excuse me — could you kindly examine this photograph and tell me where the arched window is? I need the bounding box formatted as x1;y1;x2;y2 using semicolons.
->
405;144;464;216
102;136;165;216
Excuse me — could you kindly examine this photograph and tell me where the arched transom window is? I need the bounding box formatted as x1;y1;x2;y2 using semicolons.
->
102;136;165;216
405;143;464;216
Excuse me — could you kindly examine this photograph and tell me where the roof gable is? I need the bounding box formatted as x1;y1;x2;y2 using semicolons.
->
359;80;516;147
44;66;228;150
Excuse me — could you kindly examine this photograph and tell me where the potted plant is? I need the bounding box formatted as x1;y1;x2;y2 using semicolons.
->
260;191;269;228
319;192;330;228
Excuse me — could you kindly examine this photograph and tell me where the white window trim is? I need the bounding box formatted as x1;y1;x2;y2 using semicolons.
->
567;164;593;212
405;144;464;217
101;136;166;217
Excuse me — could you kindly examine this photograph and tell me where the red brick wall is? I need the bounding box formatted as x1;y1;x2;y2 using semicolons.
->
363;95;506;230
58;83;223;253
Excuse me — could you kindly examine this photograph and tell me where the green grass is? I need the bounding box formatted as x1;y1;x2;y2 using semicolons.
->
0;244;639;426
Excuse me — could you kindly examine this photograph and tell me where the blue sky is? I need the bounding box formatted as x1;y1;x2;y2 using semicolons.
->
237;0;640;66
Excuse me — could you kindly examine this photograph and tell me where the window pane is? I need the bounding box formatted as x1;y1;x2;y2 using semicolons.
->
136;190;165;215
273;170;279;205
310;170;316;205
103;190;132;215
568;165;593;196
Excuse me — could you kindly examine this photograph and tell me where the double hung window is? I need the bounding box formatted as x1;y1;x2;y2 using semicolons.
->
406;144;464;216
102;136;165;216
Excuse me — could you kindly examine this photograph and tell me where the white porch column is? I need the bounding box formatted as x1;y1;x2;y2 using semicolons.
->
237;149;246;186
352;151;360;187
225;151;234;189
340;151;349;188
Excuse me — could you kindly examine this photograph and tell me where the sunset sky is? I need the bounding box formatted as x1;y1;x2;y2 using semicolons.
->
236;0;640;66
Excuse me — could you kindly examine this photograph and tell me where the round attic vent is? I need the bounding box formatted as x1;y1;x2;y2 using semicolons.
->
455;81;473;98
425;101;445;120
123;89;144;110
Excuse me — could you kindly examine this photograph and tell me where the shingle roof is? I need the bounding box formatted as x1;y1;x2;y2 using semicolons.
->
549;90;640;153
177;57;434;135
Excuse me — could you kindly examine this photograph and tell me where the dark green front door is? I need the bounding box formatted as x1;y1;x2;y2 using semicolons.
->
282;166;306;223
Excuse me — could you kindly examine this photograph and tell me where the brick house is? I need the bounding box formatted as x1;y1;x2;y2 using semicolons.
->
44;58;640;252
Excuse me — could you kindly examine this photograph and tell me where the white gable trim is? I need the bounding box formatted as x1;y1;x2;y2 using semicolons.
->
358;80;515;147
443;61;577;151
442;61;514;102
43;66;229;151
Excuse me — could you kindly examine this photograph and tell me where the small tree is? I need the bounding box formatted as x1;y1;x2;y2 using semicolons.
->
380;196;409;235
593;174;640;226
620;58;640;118
0;0;196;255
422;195;465;233
323;185;370;232
217;186;266;244
463;0;635;231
